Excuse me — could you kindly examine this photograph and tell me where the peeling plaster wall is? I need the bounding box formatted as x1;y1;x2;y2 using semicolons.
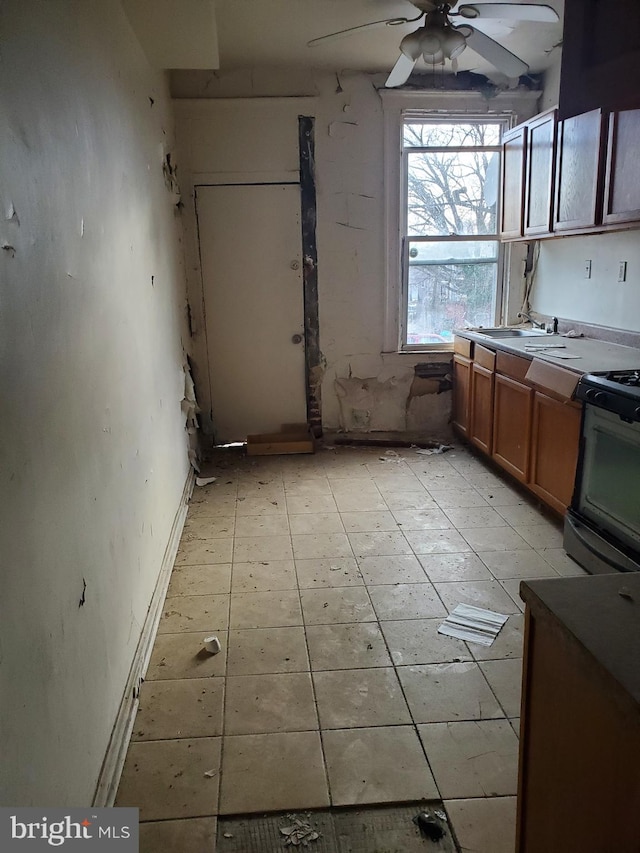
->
172;70;535;439
0;1;190;805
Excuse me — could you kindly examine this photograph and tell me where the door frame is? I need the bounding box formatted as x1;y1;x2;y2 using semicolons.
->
298;116;321;437
188;115;321;443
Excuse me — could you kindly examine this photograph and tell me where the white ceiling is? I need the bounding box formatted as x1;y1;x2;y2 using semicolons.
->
213;0;564;81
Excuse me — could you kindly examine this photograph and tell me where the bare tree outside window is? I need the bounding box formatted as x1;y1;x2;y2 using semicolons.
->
402;120;504;346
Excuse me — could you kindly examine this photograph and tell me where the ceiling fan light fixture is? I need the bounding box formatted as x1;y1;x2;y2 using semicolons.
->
423;47;445;64
419;28;443;57
400;29;424;60
441;27;467;59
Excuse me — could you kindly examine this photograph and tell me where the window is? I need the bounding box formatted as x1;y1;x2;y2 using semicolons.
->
399;116;507;350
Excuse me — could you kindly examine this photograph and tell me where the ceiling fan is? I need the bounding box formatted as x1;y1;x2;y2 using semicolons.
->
308;2;560;87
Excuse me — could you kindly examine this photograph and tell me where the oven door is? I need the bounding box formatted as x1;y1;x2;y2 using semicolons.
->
576;405;640;555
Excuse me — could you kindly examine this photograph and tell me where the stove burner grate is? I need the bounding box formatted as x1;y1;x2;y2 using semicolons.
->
604;370;640;387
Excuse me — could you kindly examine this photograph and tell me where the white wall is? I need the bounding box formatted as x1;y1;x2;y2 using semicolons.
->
539;51;562;112
0;1;191;805
173;70;537;438
533;231;640;331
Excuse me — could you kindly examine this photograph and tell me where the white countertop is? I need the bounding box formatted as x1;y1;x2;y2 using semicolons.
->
455;330;640;374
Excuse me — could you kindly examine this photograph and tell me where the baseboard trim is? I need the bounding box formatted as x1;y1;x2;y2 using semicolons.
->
92;467;195;807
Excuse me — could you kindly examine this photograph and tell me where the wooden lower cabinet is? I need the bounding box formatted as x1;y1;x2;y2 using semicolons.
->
529;392;582;514
517;575;640;852
452;354;471;436
452;338;582;516
469;363;494;454
492;374;533;482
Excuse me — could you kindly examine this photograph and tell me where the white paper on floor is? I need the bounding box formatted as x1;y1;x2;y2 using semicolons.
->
438;603;508;646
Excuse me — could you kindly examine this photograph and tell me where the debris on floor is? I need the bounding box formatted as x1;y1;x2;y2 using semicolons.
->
203;635;222;655
414;444;453;456
412;810;447;841
218;803;457;852
279;813;321;846
195;476;217;486
379;449;402;462
438;603;509;646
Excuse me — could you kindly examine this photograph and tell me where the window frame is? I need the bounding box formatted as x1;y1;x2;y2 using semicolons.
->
381;92;533;354
401;118;506;351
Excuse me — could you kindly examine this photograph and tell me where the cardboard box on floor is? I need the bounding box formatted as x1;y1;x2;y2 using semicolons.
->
247;423;315;456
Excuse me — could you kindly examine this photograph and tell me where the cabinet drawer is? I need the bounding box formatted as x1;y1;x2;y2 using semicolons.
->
454;336;472;358
524;359;580;404
474;344;496;371
496;351;531;383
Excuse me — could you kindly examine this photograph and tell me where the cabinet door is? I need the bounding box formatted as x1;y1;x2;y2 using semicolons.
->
529;393;582;515
470;363;494;455
559;0;640;121
500;125;527;239
452;355;471;437
492;374;533;482
603;109;640;225
553;109;606;232
524;109;557;237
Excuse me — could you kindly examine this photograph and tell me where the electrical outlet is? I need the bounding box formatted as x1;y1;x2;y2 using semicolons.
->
584;259;592;279
618;261;627;282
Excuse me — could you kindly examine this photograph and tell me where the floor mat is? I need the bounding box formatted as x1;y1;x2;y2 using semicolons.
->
217;803;458;852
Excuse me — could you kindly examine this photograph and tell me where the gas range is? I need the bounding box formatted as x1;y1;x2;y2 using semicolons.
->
575;370;640;422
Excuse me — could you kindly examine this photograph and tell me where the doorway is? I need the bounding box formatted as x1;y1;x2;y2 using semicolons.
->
196;183;307;444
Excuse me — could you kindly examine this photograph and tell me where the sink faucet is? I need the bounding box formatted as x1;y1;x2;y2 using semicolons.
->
517;311;546;329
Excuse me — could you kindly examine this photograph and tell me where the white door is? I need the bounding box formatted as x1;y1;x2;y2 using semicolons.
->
196;184;307;444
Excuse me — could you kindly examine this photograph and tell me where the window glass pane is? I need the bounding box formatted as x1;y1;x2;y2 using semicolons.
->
403;122;502;148
407;149;498;236
406;243;497;344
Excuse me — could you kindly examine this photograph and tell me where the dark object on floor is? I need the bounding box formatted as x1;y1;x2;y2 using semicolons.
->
218;803;455;852
413;811;445;841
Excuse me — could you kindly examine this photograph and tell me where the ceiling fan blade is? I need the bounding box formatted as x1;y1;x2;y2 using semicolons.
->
385;53;418;87
456;3;559;22
459;25;529;76
307;14;422;47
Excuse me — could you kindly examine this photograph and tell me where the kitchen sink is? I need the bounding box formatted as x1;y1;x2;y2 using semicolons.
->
473;327;550;338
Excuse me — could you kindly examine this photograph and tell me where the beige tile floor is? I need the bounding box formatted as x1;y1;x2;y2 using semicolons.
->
116;444;588;852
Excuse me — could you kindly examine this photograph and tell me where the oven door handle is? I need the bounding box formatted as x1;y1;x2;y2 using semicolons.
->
571;518;636;573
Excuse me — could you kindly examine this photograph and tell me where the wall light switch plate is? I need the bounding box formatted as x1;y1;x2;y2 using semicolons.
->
584;259;592;279
618;261;627;282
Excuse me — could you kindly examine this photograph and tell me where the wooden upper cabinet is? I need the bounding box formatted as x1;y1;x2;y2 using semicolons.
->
603;109;640;225
500;124;526;239
559;0;640;121
524;109;557;237
553;109;606;233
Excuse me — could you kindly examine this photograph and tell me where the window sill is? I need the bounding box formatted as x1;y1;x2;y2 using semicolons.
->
382;346;454;355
